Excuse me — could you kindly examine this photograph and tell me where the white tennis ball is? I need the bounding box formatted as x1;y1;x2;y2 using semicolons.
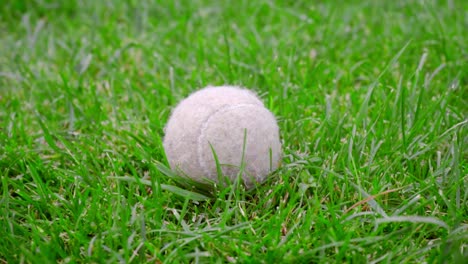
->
163;85;282;188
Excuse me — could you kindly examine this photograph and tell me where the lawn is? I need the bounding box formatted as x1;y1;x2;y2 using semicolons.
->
0;0;467;263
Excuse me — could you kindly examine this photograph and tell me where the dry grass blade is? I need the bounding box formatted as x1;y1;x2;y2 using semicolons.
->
344;187;405;214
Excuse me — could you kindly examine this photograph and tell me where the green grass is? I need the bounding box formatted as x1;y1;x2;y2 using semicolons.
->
1;0;467;263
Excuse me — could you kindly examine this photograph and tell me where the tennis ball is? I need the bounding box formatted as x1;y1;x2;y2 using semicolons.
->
163;86;282;188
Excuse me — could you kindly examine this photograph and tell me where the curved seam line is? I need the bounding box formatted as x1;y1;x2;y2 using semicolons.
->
197;104;260;179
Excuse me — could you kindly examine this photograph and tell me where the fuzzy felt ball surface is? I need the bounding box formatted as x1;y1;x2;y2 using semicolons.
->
163;86;282;188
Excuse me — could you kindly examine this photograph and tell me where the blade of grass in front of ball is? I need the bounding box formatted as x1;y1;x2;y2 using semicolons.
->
269;147;273;171
209;143;230;189
238;129;247;175
237;128;253;188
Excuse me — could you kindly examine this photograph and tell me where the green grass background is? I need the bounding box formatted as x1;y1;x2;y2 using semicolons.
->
0;0;467;263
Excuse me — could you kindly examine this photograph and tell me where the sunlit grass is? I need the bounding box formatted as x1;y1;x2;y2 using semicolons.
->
0;0;467;262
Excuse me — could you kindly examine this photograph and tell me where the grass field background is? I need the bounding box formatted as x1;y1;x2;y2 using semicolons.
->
1;0;467;263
